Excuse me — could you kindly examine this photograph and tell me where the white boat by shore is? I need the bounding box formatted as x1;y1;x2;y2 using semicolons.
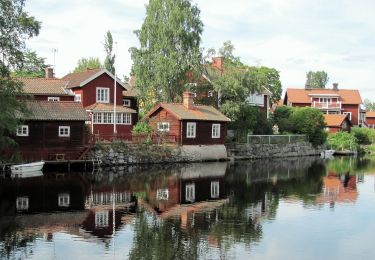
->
10;161;45;177
320;150;336;159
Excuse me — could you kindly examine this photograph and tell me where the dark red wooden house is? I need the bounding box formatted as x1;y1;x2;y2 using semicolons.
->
144;92;231;145
10;101;90;161
323;114;352;133
62;69;138;141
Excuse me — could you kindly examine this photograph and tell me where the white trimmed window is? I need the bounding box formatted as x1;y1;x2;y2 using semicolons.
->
157;122;170;132
16;125;29;136
186;122;196;138
343;112;352;120
157;189;169;200
319;97;332;103
123;99;131;107
96;87;109;103
95;211;109;228
48;97;60;101
74;94;81;102
16;196;29;210
212;124;220;138
93;112;131;125
123;113;131;125
211;181;220;198
58;193;70;207
185;183;195;202
59;126;70;137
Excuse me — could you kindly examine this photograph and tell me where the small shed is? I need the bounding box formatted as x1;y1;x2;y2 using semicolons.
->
324;114;352;133
366;111;375;129
144;92;231;145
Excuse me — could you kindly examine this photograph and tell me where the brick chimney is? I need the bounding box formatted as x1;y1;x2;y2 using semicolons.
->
333;83;339;90
183;91;195;109
212;57;224;70
305;82;311;90
45;67;54;79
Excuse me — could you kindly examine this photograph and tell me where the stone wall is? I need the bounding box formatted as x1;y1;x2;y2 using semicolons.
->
226;141;323;160
91;143;228;166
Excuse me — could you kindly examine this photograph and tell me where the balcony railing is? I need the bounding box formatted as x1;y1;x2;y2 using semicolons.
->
312;101;341;110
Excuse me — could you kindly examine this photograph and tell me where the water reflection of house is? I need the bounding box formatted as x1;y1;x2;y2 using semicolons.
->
244;193;273;227
316;172;358;205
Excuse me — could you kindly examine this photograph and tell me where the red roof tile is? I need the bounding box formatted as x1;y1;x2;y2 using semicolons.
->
286;88;362;105
366;111;375;118
17;78;72;96
323;114;351;127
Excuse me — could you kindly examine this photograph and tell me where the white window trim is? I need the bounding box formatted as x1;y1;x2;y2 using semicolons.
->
16;196;29;210
212;124;221;138
123;99;131;107
156;189;169;200
16;125;29;136
74;94;81;102
58;126;70;137
185;183;195;202
186;122;196;138
343;112;352;120
157;122;170;132
48;97;60;101
58;193;70;207
96;87;110;103
95;211;109;228
93;112;132;125
211;181;220;198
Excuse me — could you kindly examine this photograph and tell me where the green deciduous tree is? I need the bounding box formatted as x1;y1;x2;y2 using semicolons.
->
130;0;203;111
103;30;115;74
11;50;48;78
73;57;102;73
363;99;375;111
0;0;40;150
306;71;329;89
257;66;282;104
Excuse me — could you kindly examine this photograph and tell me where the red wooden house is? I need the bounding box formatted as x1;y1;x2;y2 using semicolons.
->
323;114;352;133
9;101;90;161
62;68;138;141
284;84;365;127
144;92;231;145
366;111;375;129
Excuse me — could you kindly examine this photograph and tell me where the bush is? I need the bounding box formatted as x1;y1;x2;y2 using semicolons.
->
290;107;327;146
351;127;375;145
132;121;153;134
327;132;358;151
272;106;294;133
253;111;273;135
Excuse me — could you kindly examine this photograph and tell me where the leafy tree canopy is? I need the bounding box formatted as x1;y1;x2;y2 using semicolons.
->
363;99;375;111
306;70;329;89
73;57;102;73
11;50;48;78
0;0;40;150
130;0;203;111
103;30;115;74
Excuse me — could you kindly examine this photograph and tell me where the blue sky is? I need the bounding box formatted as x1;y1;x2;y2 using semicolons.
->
25;0;375;101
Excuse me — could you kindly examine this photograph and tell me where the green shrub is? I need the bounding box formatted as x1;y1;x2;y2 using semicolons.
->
132;121;153;134
327;132;358;151
351;127;375;144
272;106;295;133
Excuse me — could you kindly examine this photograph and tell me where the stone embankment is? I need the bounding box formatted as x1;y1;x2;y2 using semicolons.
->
226;141;323;160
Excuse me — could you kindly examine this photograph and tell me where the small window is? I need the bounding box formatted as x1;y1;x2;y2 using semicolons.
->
157;189;169;200
48;97;60;101
74;94;81;102
16;196;29;211
95;211;109;228
211;181;220;198
96;87;109;103
157;122;170;132
58;193;70;207
186;122;196;138
343;112;352;120
212;124;220;138
123;113;132;125
59;126;70;137
16;125;29;136
185;183;195;202
123;99;131;107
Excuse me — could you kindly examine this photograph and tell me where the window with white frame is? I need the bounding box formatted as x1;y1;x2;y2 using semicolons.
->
343;112;352;120
16;196;29;210
247;93;264;106
212;124;220;138
58;193;70;207
186;122;196;138
16;125;29;136
95;211;109;228
319;97;332;103
185;183;195;202
96;87;109;103
211;181;220;198
157;189;169;200
48;97;60;101
74;94;81;102
123;99;131;107
93;112;131;125
58;126;70;137
157;122;170;132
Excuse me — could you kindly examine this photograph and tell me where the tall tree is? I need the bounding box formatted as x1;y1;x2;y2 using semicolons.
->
130;0;203;111
306;71;329;88
363;99;375;111
11;50;48;78
0;0;40;149
103;30;115;74
73;57;102;73
257;66;282;104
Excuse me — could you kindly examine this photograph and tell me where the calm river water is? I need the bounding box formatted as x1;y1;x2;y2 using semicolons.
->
1;156;375;260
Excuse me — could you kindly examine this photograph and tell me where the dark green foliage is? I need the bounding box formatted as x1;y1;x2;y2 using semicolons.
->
272;106;295;133
327;132;358;151
73;57;102;72
257;66;282;104
130;0;203;111
290;107;327;146
253;112;273;135
103;30;115;74
11;50;48;78
306;71;329;89
132;121;153;134
351;127;373;145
